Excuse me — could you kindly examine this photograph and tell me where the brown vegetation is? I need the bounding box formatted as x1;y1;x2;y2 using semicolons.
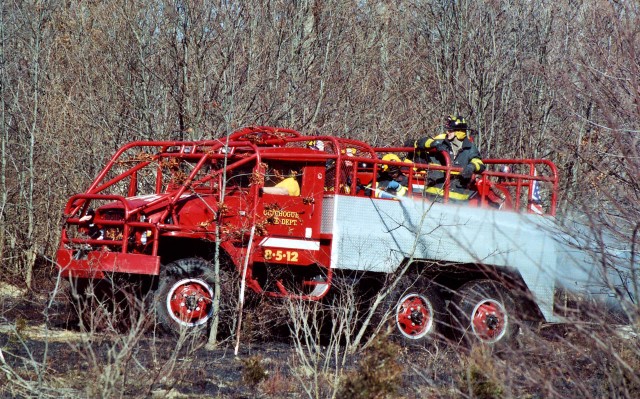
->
1;0;638;398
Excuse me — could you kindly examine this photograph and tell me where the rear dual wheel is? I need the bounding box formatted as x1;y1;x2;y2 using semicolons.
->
380;276;447;346
450;280;518;347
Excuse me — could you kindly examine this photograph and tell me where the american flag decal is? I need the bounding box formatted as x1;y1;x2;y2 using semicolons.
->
529;168;544;214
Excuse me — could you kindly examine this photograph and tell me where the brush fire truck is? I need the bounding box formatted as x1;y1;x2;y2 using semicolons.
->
56;126;631;345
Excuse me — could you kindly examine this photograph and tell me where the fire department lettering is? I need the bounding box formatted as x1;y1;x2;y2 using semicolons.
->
263;209;300;226
264;249;299;262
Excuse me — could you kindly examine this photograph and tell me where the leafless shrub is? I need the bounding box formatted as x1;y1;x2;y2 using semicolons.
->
0;331;63;398
241;354;269;387
0;273;213;398
1;0;639;397
285;278;366;399
336;331;404;399
258;363;298;397
238;297;291;343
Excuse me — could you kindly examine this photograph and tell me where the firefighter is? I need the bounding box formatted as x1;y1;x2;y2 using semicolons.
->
414;114;485;201
404;138;428;165
262;168;301;196
365;154;408;199
339;147;357;193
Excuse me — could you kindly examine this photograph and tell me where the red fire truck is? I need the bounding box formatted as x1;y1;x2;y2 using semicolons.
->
58;126;607;346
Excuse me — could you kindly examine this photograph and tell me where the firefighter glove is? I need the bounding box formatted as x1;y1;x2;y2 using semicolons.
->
461;164;475;179
432;140;448;152
386;181;400;191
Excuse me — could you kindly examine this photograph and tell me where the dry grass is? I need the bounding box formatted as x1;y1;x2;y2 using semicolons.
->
1;276;639;398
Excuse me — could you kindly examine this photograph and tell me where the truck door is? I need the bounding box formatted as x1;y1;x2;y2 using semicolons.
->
254;161;326;267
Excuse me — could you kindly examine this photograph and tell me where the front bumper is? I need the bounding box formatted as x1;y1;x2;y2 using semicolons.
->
56;249;160;278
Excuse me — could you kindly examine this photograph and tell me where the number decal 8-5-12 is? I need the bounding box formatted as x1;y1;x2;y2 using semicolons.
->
264;249;299;262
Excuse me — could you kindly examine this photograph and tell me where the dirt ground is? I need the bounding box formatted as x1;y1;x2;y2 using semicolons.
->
1;278;639;399
0;280;301;398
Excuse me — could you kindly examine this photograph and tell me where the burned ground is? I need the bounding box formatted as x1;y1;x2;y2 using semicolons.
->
1;275;639;399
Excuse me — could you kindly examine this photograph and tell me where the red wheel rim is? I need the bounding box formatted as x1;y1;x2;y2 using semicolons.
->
471;299;507;343
166;278;214;326
395;293;433;339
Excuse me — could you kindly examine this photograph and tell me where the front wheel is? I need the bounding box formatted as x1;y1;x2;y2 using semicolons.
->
450;279;519;347
155;258;217;335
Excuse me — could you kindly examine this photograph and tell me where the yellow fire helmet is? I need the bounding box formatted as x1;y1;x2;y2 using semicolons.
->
381;153;401;172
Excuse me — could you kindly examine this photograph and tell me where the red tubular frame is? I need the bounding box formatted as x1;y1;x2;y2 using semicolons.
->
373;146;558;215
56;127;559;294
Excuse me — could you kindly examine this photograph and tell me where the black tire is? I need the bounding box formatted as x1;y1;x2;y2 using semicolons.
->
375;275;447;346
155;258;237;337
449;279;519;347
